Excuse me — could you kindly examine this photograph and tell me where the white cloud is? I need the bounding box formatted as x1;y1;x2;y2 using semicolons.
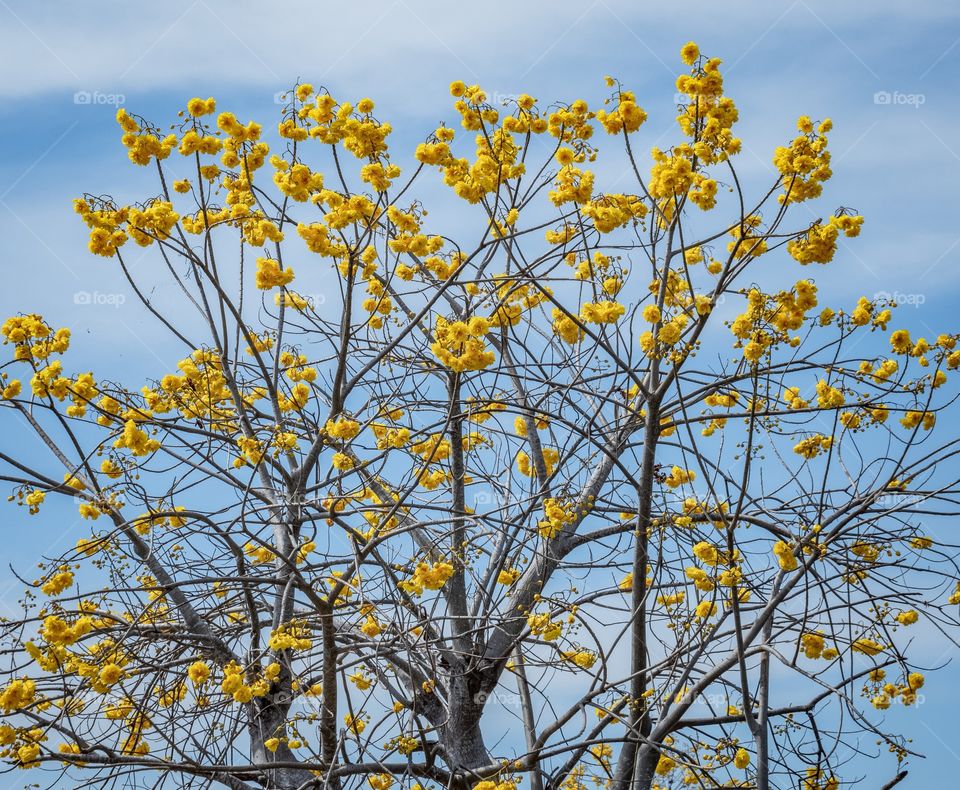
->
0;0;954;100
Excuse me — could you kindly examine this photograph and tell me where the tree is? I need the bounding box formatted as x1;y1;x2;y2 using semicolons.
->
1;40;958;790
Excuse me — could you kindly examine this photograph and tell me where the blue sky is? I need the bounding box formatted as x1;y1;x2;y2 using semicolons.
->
1;0;959;785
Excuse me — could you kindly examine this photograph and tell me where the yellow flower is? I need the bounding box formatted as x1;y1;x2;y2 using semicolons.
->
98;663;123;688
896;610;918;626
350;671;373;690
345;713;367;735
890;329;912;354
17;742;41;766
360;616;382;637
186;96;216;117
0;678;37;712
851;638;885;656
326;417;361;440
680;41;700;65
694;599;716;619
801;632;825;659
497;568;521;586
331;452;354;471
772;541;798;571
561;649;597;669
527;613;562;641
40;568;73;596
255;257;294;290
369;774;394;790
187;661;210;685
399;561;455;596
692;541;719;565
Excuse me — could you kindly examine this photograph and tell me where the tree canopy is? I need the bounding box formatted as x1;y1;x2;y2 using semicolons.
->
1;40;959;790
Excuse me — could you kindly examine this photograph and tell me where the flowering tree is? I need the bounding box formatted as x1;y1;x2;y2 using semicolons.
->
2;41;959;790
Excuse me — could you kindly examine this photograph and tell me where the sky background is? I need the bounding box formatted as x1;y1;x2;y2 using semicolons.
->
0;0;958;786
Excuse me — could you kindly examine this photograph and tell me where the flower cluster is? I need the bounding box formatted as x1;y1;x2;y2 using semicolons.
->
431;316;496;372
773;116;834;204
398;560;455;596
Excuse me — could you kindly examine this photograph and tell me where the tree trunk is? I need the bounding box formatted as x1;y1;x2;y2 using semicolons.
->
439;674;491;781
248;696;319;790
